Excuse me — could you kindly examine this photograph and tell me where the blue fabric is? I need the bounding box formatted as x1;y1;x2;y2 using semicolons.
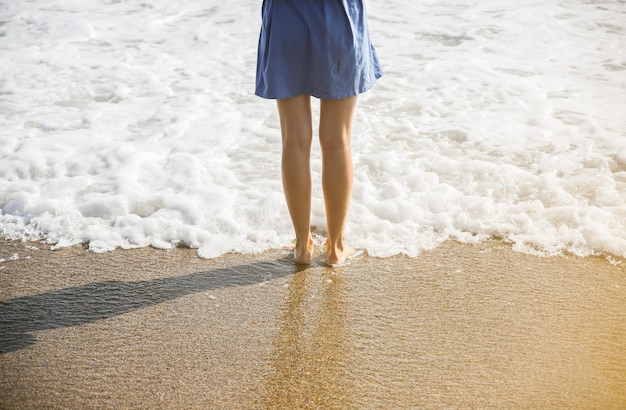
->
255;0;383;100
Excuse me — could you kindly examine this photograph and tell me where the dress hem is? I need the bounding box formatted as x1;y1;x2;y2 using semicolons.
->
255;77;382;101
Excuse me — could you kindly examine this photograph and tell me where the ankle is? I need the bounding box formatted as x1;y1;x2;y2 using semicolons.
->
297;235;314;247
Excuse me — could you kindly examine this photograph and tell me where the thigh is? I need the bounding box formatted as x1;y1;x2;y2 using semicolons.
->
276;95;313;146
319;96;358;147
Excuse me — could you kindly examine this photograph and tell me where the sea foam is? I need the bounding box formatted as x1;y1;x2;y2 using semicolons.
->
1;0;625;259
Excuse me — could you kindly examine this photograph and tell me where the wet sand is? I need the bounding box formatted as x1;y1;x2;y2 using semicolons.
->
1;239;625;409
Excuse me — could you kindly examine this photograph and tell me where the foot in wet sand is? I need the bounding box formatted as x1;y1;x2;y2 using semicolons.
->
325;242;363;267
292;236;315;265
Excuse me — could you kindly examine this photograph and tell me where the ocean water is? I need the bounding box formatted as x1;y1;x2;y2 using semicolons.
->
1;0;625;259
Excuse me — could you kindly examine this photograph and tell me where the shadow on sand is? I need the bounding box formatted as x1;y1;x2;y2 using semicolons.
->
0;257;302;353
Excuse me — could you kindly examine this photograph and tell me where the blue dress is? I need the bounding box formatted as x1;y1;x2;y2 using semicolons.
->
255;0;383;100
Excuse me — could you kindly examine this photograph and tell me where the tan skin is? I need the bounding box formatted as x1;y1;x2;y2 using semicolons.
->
277;94;357;265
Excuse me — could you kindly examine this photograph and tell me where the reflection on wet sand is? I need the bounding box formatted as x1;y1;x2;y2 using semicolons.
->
261;267;352;409
1;240;625;408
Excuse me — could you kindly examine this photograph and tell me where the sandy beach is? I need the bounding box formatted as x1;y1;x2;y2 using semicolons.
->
2;1;625;408
1;238;625;409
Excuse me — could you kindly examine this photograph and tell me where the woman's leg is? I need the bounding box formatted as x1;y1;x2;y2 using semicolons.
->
319;96;358;265
277;95;315;264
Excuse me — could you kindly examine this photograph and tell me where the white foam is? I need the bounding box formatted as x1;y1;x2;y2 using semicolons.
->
1;0;625;259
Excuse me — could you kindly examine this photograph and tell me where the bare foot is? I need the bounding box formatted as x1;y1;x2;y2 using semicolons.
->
326;242;361;267
293;236;315;265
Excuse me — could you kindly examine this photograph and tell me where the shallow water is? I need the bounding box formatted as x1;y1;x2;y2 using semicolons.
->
0;0;625;258
1;241;625;408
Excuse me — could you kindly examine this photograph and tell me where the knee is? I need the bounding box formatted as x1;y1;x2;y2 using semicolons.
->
319;132;351;153
282;130;312;152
